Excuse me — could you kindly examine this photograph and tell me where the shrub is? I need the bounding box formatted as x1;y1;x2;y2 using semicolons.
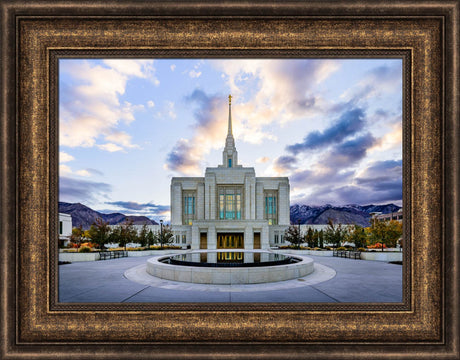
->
357;247;367;252
336;246;347;251
325;246;333;250
78;246;91;253
80;242;97;248
126;247;148;251
148;245;182;250
367;243;387;249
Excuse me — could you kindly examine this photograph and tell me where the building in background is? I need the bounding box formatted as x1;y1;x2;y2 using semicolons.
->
170;96;290;250
372;209;403;223
59;213;72;247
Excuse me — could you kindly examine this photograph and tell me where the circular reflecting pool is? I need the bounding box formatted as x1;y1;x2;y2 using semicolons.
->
163;251;298;267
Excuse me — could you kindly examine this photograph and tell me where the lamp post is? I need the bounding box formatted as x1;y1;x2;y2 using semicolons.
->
160;219;163;249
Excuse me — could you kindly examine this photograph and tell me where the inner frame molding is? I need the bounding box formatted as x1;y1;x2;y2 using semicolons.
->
1;1;458;359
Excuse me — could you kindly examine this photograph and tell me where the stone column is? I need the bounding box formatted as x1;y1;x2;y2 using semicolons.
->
278;182;290;225
261;223;270;249
170;183;182;225
204;175;216;220
255;182;264;220
186;227;192;247
196;182;205;220
191;225;200;250
244;225;254;250
207;224;217;250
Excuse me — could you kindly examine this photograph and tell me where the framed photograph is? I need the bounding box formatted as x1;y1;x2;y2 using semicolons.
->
57;57;405;305
1;1;458;359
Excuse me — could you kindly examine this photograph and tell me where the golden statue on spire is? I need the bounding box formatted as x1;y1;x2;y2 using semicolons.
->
228;94;232;105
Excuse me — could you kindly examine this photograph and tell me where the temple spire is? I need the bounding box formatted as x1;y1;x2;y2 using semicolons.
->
222;94;238;168
227;94;233;136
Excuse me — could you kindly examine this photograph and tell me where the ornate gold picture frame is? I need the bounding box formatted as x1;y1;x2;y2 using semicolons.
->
1;1;458;358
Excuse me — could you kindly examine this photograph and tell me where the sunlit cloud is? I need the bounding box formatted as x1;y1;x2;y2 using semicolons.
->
59;151;74;163
369;123;402;153
97;143;124;152
59;164;72;175
105;131;139;149
164;90;230;175
272;155;298;175
256;156;270;163
59;59;154;151
212;59;341;136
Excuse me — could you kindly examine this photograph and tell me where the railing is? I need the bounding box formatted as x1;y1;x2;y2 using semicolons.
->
98;250;128;260
333;250;361;259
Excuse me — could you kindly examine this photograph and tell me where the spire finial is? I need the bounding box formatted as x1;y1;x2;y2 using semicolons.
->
228;94;232;105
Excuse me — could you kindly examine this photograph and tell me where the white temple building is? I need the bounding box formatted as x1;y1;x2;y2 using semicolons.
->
170;95;290;250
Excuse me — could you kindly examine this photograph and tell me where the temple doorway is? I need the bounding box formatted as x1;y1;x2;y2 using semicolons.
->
217;233;244;249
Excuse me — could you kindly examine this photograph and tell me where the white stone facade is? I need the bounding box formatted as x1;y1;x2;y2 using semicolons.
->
170;96;290;250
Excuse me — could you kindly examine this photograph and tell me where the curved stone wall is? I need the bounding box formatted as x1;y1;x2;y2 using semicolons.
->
146;250;314;285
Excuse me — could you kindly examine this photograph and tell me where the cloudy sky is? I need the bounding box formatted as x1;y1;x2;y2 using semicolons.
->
59;58;402;222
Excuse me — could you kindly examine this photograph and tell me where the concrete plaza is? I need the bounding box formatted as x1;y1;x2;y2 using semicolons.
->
59;255;403;303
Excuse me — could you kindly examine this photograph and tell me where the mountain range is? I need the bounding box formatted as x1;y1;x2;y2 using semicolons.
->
59;202;158;229
59;201;400;229
290;203;401;227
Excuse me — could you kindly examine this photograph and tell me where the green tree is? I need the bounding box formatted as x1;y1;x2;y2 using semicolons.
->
147;230;155;247
153;224;174;248
284;225;303;249
107;225;122;246
70;225;84;247
90;218;110;250
138;223;149;247
346;224;368;249
324;218;348;248
318;230;324;248
304;227;314;247
312;229;319;248
119;218;137;250
369;220;403;251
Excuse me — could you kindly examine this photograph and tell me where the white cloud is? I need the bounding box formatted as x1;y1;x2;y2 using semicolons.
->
59;151;74;163
170;64;176;71
59;164;72;175
105;131;139;149
189;70;202;78
102;59;158;83
59;59;154;151
369;123;402;154
76;169;91;177
256;156;270;163
97;143;124;152
210;59;341;144
147;100;155;108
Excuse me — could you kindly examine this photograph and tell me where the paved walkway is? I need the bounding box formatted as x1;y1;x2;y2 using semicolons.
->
59;255;402;303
